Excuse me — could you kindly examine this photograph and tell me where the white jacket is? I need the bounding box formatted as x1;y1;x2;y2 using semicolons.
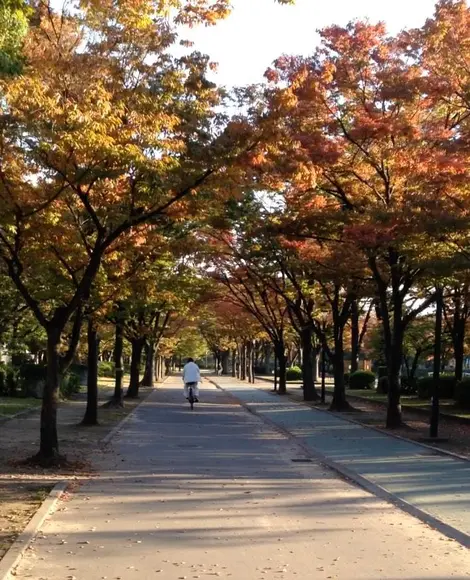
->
182;361;201;384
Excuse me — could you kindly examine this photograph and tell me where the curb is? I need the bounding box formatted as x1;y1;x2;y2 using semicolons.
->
100;375;169;445
0;481;68;580
0;405;41;427
210;378;470;549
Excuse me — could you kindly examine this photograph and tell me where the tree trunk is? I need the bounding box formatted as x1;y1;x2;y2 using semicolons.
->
221;350;229;375
103;320;124;408
36;327;62;462
329;331;351;411
312;347;319;383
301;326;319;401
386;328;403;428
155;355;161;381
82;319;99;426
452;307;466;382
430;287;443;437
141;341;155;387
455;334;464;382
125;338;144;398
370;253;404;428
240;345;246;381
273;350;278;392
214;350;221;373
231;349;236;377
247;341;254;383
350;298;360;374
275;341;287;395
408;350;421;381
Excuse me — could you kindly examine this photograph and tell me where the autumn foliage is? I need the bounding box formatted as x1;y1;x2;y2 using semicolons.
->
4;0;470;462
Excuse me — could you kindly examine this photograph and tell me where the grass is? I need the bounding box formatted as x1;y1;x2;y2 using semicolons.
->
78;375;128;394
336;387;470;420
0;397;41;417
33;488;50;503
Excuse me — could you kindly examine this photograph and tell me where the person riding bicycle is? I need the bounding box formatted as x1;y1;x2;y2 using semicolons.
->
182;358;201;402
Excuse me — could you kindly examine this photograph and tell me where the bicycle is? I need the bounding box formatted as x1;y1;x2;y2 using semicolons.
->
186;382;197;410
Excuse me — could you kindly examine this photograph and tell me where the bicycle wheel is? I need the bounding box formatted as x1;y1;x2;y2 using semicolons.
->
188;387;194;410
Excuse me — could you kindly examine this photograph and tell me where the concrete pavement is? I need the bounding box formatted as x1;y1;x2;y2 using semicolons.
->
214;377;470;545
12;377;470;579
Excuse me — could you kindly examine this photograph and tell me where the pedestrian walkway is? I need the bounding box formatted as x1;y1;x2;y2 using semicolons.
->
11;377;470;580
213;376;470;547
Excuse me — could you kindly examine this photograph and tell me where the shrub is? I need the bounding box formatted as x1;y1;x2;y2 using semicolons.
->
455;379;470;409
400;377;418;396
376;375;418;396
98;361;115;377
19;363;47;398
70;363;88;384
377;376;388;394
0;364;6;396
417;375;456;400
60;373;81;398
349;370;376;390
5;366;20;397
377;366;388;379
286;366;302;381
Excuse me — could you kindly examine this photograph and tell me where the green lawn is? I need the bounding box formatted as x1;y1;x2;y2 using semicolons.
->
0;397;41;417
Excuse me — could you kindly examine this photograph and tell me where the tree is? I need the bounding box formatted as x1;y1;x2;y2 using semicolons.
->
0;0;264;463
0;0;30;75
443;281;470;381
258;19;467;426
207;228;290;392
348;298;373;374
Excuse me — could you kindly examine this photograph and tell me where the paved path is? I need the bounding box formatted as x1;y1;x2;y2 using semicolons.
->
215;377;470;545
13;378;470;580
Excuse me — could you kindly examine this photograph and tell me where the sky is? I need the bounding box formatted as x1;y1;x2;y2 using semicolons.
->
184;0;440;87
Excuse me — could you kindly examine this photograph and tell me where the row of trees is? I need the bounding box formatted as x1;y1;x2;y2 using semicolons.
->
3;0;470;463
0;0;293;463
197;1;470;429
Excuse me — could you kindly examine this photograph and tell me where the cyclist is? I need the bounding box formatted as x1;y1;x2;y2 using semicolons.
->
182;357;201;402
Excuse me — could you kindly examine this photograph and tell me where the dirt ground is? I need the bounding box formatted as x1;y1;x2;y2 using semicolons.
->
0;378;153;561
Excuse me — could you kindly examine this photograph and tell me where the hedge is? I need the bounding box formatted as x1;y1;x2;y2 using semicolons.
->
0;363;83;399
401;377;418;395
417;375;456;399
349;370;376;390
20;363;47;397
455;379;470;409
286;366;302;381
377;376;418;395
254;365;268;375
